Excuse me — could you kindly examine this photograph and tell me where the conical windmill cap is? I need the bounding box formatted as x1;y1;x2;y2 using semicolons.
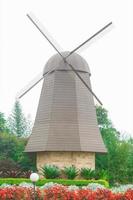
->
25;52;107;153
43;51;91;74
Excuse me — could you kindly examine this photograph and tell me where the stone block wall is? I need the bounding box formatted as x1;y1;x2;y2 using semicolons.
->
37;151;95;171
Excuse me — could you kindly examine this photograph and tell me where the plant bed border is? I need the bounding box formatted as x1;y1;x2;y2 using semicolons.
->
0;178;109;187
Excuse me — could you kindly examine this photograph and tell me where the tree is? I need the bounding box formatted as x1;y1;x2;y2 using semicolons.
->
96;106;133;184
0;112;9;133
8;101;32;137
0;132;35;170
96;106;112;129
96;106;119;175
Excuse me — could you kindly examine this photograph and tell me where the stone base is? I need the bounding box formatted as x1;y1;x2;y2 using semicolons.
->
37;151;95;171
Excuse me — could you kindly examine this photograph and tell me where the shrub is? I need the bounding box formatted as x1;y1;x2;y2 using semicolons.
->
0;132;36;171
0;159;22;178
0;170;32;178
40;165;60;179
63;165;78;179
0;159;20;173
95;169;109;180
0;178;32;186
20;170;33;178
80;168;95;179
0;178;109;187
3;170;22;178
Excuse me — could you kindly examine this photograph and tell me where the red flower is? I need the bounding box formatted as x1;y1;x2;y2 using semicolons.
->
0;185;133;200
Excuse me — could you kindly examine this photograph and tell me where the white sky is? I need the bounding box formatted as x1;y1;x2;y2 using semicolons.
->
0;0;133;136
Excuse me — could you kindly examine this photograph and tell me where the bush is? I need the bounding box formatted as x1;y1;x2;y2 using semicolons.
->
0;178;109;187
80;168;95;180
0;159;22;178
2;170;22;178
0;170;32;178
0;159;20;173
0;158;33;178
0;132;36;171
20;170;33;178
38;179;109;187
95;169;109;180
0;178;31;186
63;165;78;179
40;165;60;179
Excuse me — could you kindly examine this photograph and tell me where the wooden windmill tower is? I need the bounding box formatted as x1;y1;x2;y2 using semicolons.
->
17;13;112;170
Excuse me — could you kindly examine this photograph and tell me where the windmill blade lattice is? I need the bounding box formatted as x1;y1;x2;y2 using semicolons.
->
65;22;112;59
27;13;64;58
16;71;44;99
26;13;104;104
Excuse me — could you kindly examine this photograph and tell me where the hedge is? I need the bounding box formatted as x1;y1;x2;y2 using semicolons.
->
0;178;109;187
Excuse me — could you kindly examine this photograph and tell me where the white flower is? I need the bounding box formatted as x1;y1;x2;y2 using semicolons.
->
68;185;79;191
19;182;33;188
40;182;61;189
0;183;12;188
112;184;133;193
82;183;105;191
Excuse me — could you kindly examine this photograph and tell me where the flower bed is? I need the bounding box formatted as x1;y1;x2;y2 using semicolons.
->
0;184;133;200
0;187;42;200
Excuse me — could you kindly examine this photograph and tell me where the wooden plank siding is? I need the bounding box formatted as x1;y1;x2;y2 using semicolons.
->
25;52;107;153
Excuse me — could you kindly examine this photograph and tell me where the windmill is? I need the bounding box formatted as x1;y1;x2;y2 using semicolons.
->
17;13;112;170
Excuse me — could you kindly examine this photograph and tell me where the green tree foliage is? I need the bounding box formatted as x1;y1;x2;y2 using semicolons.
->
0;104;132;182
0;101;34;171
8;101;31;137
96;106;112;129
0;112;9;133
96;106;133;184
0;132;35;170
